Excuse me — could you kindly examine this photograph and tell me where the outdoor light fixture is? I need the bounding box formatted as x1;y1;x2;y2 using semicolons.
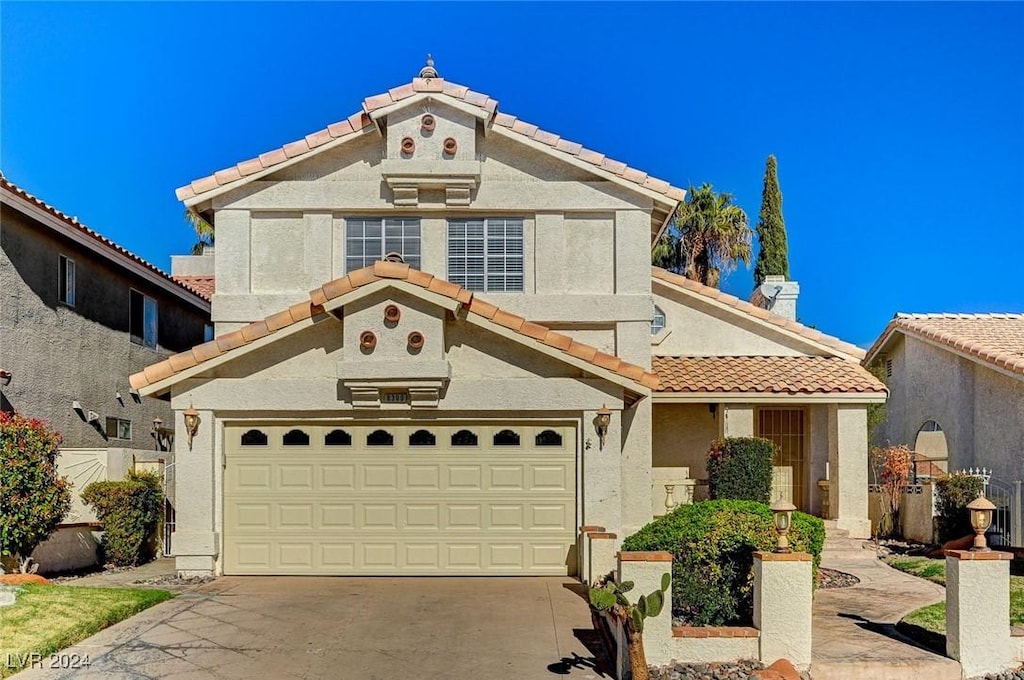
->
0;370;11;387
183;405;201;451
968;493;996;552
595;405;612;450
771;498;797;553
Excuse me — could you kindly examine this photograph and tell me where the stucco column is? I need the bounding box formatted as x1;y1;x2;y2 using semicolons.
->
170;407;218;576
828;405;871;538
946;550;1012;677
582;408;623;539
753;551;813;670
718;404;755;438
618;551;673;667
621;398;654;535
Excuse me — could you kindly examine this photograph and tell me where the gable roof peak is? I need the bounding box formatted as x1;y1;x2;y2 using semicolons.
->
418;54;439;79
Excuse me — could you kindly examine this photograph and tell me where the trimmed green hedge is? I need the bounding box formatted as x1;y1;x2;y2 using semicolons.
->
82;470;163;567
707;437;775;503
935;474;984;544
622;500;824;626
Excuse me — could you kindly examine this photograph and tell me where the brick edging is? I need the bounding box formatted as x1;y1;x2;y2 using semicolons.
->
753;551;813;561
589;532;617;540
946;549;1013;560
579;525;606;533
619;551;672;562
673;626;759;639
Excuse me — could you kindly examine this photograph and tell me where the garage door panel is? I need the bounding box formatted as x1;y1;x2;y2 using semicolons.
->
224;423;575;575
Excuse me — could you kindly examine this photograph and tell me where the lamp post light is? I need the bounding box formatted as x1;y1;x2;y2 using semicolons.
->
967;493;996;552
771;498;797;553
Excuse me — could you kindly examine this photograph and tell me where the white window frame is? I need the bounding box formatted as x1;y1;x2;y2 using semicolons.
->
129;289;159;349
345;217;421;272
105;417;132;440
447;217;524;292
58;254;76;306
651;305;667;336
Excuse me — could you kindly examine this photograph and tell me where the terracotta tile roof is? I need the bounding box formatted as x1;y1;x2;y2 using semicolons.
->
172;275;214;301
0;173;210;306
129;261;660;392
866;313;1024;377
651;267;866;360
652;356;887;395
175;77;686;206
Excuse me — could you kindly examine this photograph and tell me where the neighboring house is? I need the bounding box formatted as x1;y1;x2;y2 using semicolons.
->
865;313;1024;486
130;61;885;577
0;173;210;570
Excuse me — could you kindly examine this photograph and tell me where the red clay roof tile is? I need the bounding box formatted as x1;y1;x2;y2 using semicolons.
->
653;356;886;395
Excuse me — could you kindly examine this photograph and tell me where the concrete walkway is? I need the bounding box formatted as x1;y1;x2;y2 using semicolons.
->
811;550;961;680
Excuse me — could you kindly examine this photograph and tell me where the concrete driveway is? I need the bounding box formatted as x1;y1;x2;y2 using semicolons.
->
15;577;606;680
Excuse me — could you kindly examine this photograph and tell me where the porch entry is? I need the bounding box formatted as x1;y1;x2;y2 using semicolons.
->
758;408;806;511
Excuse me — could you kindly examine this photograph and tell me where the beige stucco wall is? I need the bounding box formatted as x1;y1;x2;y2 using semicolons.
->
653;403;717;473
877;335;1024;484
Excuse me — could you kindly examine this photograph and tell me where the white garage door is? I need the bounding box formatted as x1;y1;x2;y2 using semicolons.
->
223;422;576;575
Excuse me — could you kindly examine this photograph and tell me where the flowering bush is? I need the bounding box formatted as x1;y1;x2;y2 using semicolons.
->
871;444;913;538
0;412;72;572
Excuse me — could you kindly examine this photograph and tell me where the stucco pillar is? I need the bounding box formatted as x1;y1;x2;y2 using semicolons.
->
170;407;218;576
622;398;654;535
588;532;618;584
582;408;623;539
946;550;1012;677
718;404;755;438
618;551;673;667
828;405;871;537
753;552;813;670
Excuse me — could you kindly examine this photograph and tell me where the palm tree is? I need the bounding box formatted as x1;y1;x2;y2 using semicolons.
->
653;183;751;288
184;209;214;255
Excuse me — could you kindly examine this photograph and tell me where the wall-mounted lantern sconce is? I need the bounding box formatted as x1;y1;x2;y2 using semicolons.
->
595;405;612;450
968;493;996;552
183;405;201;451
771;498;797;553
0;370;11;387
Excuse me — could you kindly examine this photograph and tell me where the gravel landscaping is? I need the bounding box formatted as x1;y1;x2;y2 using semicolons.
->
818;567;860;589
649;659;765;680
133;574;216;587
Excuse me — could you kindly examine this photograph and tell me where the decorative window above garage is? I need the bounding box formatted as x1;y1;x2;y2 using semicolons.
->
345;217;421;272
447;218;524;292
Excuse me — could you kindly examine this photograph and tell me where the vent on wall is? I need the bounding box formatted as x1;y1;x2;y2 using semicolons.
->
886;358;893;378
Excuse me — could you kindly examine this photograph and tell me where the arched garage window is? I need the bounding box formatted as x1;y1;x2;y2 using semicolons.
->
282;429;310;446
451;429;478;446
240;429;268;446
325;429;352;446
535;430;563;446
493;429;520;446
367;429;394;446
409;430;436;446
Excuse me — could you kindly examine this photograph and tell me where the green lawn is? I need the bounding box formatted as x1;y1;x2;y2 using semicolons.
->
885;555;1024;636
0;584;173;678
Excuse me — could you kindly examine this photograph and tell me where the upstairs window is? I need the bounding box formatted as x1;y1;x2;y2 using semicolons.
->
346;217;421;272
105;417;131;440
651;305;666;336
448;218;524;292
58;255;76;306
129;290;158;349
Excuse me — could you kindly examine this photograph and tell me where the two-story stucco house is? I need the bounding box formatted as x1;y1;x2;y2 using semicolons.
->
130;62;885;577
865;313;1024;487
1;173;210;569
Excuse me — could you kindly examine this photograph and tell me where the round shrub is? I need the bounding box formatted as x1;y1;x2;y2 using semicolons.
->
622;500;824;626
81;470;163;567
935;473;985;543
706;437;775;503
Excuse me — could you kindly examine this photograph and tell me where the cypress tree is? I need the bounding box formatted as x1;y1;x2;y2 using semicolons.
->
753;154;790;286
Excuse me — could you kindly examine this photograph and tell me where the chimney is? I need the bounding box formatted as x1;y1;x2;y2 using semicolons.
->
171;246;215;277
750;275;799;321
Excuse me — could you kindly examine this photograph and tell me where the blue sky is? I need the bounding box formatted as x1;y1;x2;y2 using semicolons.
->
2;2;1021;347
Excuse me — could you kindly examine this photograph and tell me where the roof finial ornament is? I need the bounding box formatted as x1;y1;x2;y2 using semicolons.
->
418;53;438;79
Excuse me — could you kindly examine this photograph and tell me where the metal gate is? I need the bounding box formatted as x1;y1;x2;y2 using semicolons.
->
958;468;1020;547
